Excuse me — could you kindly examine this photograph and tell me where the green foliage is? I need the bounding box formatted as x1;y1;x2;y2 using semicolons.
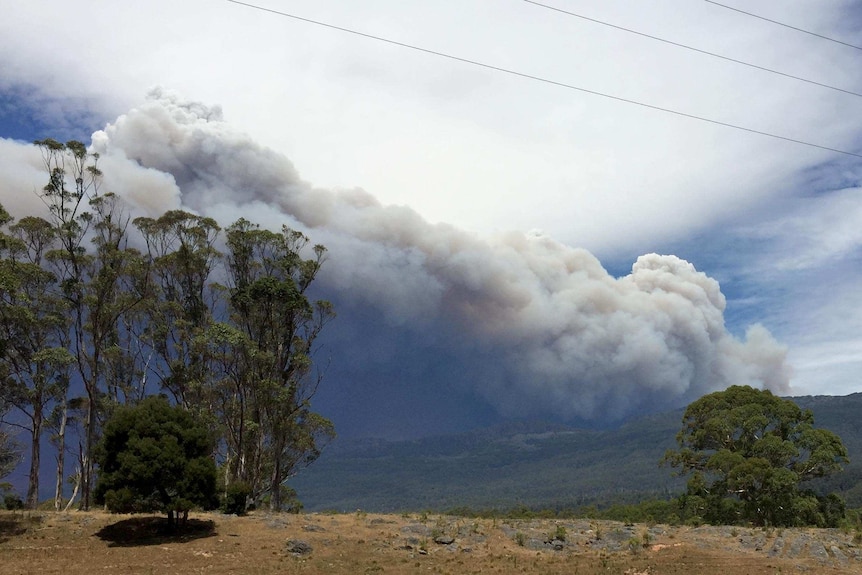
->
263;485;303;513
514;531;526;546
0;423;19;481
4;493;24;510
288;395;862;515
586;499;680;525
214;218;336;510
1;142;337;516
664;385;849;527
95;396;218;525
0;205;73;508
550;524;567;541
222;481;252;515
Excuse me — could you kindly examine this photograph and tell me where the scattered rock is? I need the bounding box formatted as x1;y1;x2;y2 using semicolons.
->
548;538;565;551
830;545;847;564
433;535;455;545
768;537;784;557
808;541;829;562
737;532;765;551
605;526;637;543
302;524;326;532
525;538;546;551
369;518;395;525
787;533;810;557
400;524;430;536
285;539;312;556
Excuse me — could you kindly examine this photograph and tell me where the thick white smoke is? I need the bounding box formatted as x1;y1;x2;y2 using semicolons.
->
1;90;791;422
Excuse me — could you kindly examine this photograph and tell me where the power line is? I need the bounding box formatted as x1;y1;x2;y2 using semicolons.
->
522;0;862;99
703;0;862;52
224;0;862;159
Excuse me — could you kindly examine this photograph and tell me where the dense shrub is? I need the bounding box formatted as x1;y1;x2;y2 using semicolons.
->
3;493;24;510
222;482;252;515
95;396;218;527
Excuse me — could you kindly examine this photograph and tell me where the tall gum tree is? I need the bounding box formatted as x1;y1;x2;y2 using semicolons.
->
0;205;73;508
219;219;335;510
133;210;221;413
5;142;337;512
36;139;147;510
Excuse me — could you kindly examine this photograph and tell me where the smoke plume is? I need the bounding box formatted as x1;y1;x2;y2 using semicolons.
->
0;89;791;430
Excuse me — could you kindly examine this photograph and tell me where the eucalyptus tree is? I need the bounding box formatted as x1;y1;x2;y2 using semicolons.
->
218;219;335;510
85;192;150;407
133;210;221;412
0;205;73;508
35;139;148;510
664;385;849;526
0;419;19;483
6;140;337;513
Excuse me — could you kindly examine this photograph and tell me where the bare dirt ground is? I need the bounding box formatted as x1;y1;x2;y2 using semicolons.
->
1;509;860;574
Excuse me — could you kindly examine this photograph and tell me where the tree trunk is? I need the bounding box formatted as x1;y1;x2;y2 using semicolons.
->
63;462;81;512
79;388;96;511
54;403;68;511
269;444;282;512
26;411;42;509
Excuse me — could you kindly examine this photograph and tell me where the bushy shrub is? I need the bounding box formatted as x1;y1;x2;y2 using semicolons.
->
3;493;24;510
222;482;251;515
95;396;217;527
259;485;303;513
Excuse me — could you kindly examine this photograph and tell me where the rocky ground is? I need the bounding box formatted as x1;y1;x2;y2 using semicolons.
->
488;517;862;567
1;510;860;574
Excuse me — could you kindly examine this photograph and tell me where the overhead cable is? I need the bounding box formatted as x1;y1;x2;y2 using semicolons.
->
703;0;862;52
224;0;862;159
522;0;862;99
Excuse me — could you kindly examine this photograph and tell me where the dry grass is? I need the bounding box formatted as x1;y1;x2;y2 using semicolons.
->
0;509;858;574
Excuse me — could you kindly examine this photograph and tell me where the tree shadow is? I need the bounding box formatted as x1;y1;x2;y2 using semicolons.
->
0;513;42;544
95;515;217;547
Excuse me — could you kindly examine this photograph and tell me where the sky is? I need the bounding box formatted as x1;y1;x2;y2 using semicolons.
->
1;0;862;442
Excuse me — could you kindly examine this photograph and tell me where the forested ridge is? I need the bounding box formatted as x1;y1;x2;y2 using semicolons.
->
290;394;862;515
0;139;334;512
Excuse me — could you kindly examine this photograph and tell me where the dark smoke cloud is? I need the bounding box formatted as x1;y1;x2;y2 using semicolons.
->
0;89;791;433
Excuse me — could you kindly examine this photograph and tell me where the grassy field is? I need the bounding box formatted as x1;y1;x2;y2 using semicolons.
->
1;509;860;574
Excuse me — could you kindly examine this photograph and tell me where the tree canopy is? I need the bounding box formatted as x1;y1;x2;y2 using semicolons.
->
0;423;19;483
0;346;22;484
94;396;217;526
664;385;849;527
0;138;335;511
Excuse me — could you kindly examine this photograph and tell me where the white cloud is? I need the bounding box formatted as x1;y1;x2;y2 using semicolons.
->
2;1;860;253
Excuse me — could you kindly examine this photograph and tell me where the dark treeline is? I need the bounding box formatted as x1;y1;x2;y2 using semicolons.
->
0;139;335;511
443;498;859;529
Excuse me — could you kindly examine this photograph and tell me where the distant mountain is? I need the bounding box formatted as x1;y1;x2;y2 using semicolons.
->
290;394;862;513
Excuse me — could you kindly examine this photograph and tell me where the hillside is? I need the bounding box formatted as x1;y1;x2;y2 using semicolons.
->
290;393;862;512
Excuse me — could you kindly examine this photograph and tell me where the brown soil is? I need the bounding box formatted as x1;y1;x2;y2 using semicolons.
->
0;510;859;574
